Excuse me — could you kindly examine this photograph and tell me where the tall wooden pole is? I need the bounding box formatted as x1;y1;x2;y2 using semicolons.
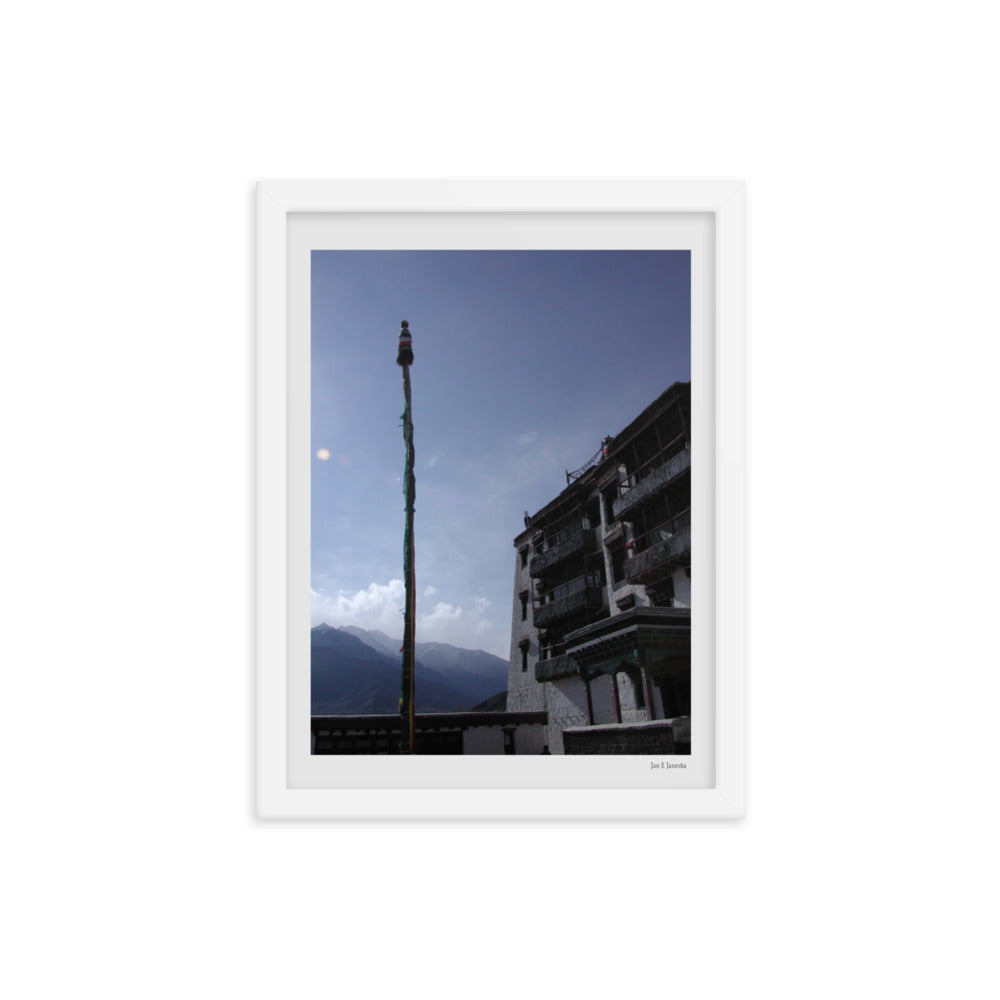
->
397;321;416;754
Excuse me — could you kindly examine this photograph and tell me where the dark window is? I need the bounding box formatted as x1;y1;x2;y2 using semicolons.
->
519;639;529;672
503;729;515;755
417;731;464;755
610;544;626;583
662;575;675;607
657;673;691;718
519;546;529;568
520;590;529;621
616;592;636;612
601;484;617;525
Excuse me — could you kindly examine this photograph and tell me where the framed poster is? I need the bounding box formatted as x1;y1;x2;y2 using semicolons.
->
256;180;745;818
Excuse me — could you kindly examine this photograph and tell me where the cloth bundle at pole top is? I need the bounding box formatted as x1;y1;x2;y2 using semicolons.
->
397;319;414;366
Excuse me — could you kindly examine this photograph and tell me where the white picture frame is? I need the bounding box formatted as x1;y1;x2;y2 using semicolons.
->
256;180;745;819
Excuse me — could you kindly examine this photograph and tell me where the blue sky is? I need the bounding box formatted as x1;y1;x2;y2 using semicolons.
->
311;250;690;659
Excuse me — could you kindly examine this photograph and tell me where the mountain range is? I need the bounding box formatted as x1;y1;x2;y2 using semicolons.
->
311;624;509;714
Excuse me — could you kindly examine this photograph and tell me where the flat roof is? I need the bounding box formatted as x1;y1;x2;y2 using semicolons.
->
311;711;548;733
514;381;690;544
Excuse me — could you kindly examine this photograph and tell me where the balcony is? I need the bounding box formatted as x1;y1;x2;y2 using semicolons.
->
626;527;691;585
534;586;604;629
529;525;596;578
535;652;581;683
612;448;690;521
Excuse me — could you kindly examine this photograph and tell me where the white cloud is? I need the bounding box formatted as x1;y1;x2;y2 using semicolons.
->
515;430;538;447
421;601;462;626
311;580;406;634
311;581;508;658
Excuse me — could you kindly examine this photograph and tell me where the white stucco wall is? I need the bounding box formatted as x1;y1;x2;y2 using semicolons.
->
460;724;548;755
609;578;647;613
512;724;548;755
461;727;506;754
617;671;647;724
506;541;545;711
589;673;618;725
543;677;589;753
672;566;691;607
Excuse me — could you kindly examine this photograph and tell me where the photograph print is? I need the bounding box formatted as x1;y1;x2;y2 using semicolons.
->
310;250;691;756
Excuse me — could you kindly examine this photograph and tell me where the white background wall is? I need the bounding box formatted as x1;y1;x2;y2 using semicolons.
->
3;3;998;998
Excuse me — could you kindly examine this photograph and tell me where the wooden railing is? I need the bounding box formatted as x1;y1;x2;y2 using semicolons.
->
529;525;596;577
612;448;690;520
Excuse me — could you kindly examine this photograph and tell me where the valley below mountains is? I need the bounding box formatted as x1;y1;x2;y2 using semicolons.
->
311;624;509;714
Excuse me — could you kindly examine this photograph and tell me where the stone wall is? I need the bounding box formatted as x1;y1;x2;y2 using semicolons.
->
563;721;680;755
542;677;589;754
